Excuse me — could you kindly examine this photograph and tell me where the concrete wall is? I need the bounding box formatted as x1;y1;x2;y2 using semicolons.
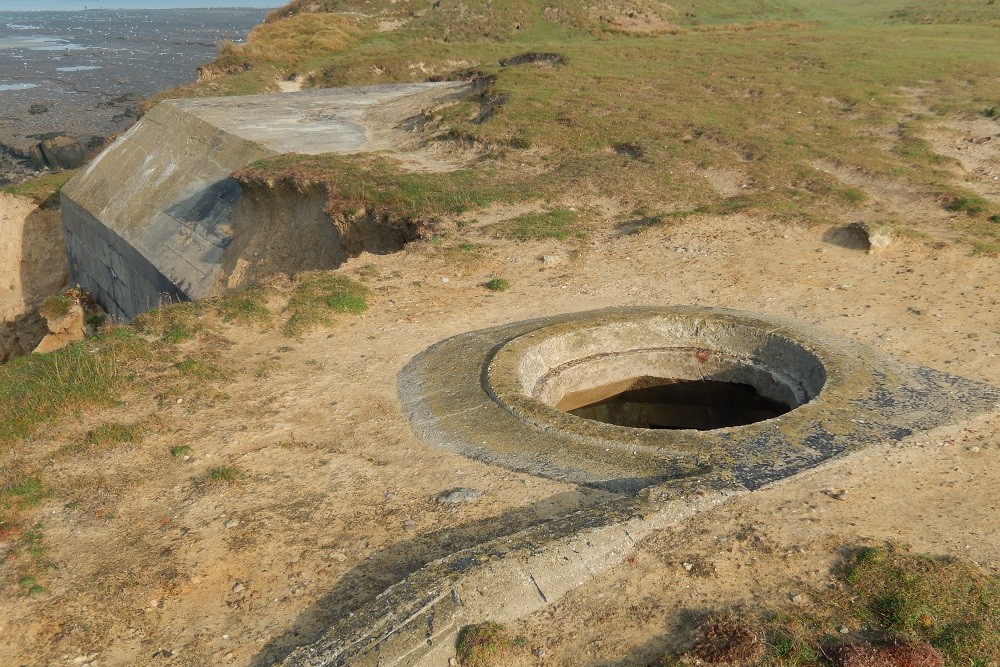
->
60;83;468;321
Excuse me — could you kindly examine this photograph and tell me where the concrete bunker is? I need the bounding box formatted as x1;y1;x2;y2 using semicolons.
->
59;82;471;321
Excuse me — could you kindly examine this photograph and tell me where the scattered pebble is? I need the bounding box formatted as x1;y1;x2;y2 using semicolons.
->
436;488;484;504
840;626;850;634
968;446;980;453
682;562;694;572
224;519;239;528
791;594;803;603
232;582;244;594
403;519;417;530
823;488;848;500
385;492;396;501
533;648;546;657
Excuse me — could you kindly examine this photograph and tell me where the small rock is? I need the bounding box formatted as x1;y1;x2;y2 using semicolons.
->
540;254;564;266
533;648;546;657
449;658;458;666
440;276;449;283
824;488;847;500
968;446;980;453
845;221;893;254
402;519;417;530
908;306;923;315
232;581;244;593
224;518;239;528
682;562;694;572
436;488;484;504
840;626;850;634
791;594;803;603
385;492;396;501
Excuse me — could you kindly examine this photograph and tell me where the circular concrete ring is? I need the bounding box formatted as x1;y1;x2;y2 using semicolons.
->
398;306;1000;493
486;313;826;439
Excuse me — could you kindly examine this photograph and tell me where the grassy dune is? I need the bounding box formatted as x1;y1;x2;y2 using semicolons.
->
154;0;1000;248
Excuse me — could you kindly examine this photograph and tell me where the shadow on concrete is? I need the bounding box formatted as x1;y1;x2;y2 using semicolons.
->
248;487;619;667
822;225;868;251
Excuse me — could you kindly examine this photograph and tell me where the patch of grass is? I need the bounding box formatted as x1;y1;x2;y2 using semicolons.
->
494;209;584;241
944;192;990;216
170;445;192;458
1;170;77;207
205;466;245;484
17;576;46;597
37;295;74;320
217;287;272;324
484;277;511;291
87;422;143;448
456;622;525;667
161;326;191;343
283;272;369;337
0;329;146;445
1;476;48;510
656;545;999;667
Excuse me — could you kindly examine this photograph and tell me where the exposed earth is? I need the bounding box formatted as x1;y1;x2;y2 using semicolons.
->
1;0;999;665
1;193;998;664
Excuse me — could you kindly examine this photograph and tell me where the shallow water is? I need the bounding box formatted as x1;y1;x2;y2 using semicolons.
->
0;8;269;183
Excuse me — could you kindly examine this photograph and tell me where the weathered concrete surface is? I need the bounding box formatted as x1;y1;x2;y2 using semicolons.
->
273;307;1000;667
60;82;470;320
399;307;1000;493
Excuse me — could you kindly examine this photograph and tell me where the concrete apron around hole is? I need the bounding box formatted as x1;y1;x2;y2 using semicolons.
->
282;306;1000;667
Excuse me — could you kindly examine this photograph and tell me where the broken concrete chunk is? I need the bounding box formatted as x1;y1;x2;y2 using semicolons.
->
848;221;893;254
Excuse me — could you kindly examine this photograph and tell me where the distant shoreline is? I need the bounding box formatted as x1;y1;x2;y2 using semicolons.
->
1;3;279;12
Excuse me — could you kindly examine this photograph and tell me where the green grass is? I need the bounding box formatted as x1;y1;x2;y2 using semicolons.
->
493;209;584;241
200;0;1000;249
37;295;74;320
205;466;245;484
170;445;192;458
87;422;143;447
283;272;369;336
484;277;511;291
1;170;77;207
456;622;525;667
656;545;1000;667
0;329;145;445
217;287;272;323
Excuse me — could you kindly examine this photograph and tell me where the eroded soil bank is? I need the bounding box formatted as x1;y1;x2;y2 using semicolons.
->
0;193;67;361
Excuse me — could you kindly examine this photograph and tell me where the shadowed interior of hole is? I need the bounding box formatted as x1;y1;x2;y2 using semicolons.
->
557;376;793;430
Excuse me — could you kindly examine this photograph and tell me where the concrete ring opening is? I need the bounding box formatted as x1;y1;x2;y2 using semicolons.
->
486;313;827;435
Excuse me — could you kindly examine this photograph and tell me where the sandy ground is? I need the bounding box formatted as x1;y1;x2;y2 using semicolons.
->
1;123;999;666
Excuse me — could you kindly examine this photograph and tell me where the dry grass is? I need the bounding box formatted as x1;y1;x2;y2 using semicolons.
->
215;12;363;71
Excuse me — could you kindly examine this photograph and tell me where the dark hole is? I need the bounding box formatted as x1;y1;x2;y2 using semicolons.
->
558;376;792;430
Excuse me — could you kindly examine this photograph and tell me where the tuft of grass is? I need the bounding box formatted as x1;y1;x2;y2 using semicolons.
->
0;330;146;445
37;295;74;320
17;576;46;597
657;545;999;667
944;193;990;216
484;277;510;292
494;209;584;241
161;326;191;344
1;170;77;207
87;422;143;448
283;272;369;337
456;622;524;667
170;445;192;458
204;466;245;484
218;288;272;324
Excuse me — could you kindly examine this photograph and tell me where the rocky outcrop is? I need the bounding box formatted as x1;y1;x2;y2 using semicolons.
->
33;299;85;355
30;135;88;171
